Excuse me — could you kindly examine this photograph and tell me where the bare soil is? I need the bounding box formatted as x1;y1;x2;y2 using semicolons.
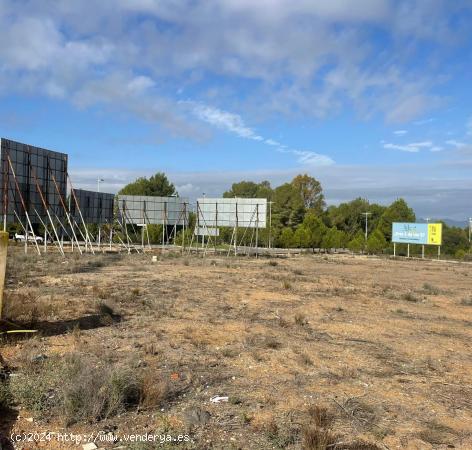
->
1;249;471;449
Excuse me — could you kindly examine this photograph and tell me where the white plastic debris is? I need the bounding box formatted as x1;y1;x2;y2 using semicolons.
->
210;396;229;403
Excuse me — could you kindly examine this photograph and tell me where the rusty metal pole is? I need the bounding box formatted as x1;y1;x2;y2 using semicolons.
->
0;231;8;318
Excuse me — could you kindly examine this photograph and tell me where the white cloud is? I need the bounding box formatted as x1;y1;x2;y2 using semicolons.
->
72;74;205;140
219;0;390;23
191;104;262;140
386;95;439;124
394;130;408;135
176;183;200;194
293;151;335;166
0;17;62;70
189;102;335;167
414;118;435;125
384;143;419;152
383;140;434;152
127;75;155;93
0;0;466;131
446;140;466;149
409;141;433;148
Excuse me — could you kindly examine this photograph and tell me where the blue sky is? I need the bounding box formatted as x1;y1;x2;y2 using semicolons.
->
0;1;471;220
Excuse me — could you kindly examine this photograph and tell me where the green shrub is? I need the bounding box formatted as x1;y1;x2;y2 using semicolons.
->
10;359;57;415
422;283;440;295
402;292;420;303
59;355;141;424
366;229;387;254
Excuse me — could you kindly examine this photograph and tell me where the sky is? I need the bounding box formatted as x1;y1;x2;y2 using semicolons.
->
0;0;471;221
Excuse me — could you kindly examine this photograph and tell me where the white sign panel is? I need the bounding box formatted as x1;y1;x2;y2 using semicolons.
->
117;195;188;226
197;198;267;229
194;227;220;236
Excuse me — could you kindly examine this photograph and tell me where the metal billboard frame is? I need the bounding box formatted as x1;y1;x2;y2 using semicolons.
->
117;195;189;250
192;197;268;257
0;138;69;255
0;138;68;228
196;197;267;229
71;189;114;225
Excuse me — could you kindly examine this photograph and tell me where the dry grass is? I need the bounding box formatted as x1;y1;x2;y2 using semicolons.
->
8;352;143;425
1;248;472;449
0;380;11;411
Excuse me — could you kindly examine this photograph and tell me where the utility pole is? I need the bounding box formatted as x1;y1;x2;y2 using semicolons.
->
361;212;372;240
469;218;472;244
97;177;104;193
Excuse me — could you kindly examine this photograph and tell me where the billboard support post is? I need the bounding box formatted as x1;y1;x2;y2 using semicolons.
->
255;204;259;258
162;202;167;250
50;170;82;254
6;152;41;255
393;243;396;258
235;202;238;256
68;174;95;254
214;202;218;254
29;157;65;257
422;245;425;259
407;243;410;258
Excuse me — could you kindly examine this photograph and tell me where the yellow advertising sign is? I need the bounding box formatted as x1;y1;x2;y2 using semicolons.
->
427;223;442;245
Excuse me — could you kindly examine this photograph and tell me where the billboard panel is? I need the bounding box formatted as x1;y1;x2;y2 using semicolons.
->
392;222;442;245
197;198;267;229
427;223;442;245
71;189;114;224
0;138;68;225
117;195;188;226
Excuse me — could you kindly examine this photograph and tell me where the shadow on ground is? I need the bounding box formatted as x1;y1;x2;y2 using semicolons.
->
1;313;121;339
0;407;18;450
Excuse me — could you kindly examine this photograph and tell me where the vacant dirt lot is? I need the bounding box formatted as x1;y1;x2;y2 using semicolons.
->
1;249;471;449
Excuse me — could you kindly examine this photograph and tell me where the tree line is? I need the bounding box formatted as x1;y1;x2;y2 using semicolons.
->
119;172;471;258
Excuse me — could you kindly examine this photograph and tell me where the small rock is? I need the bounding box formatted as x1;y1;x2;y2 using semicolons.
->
82;443;98;450
31;354;47;363
183;407;211;427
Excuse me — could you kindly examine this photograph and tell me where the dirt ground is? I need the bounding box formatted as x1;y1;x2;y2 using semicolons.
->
1;249;471;449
